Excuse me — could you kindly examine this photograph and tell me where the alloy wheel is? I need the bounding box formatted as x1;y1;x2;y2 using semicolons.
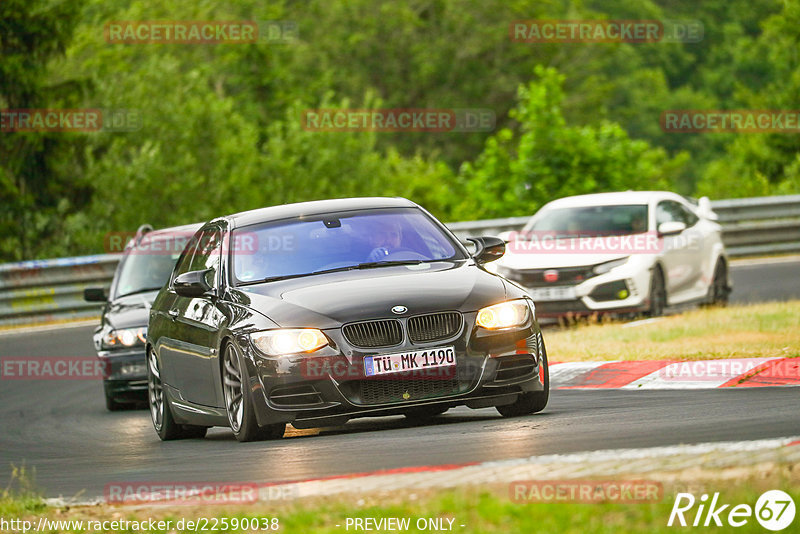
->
148;350;164;430
223;345;244;432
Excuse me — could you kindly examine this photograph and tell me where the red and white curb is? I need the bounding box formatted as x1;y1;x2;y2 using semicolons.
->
54;436;796;506
550;357;800;389
208;436;800;502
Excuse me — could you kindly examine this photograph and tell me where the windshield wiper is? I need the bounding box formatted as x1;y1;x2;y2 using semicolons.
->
351;259;424;269
116;287;163;298
238;260;426;286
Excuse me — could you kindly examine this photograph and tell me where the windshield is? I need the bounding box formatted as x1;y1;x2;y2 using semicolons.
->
233;208;463;285
114;238;183;298
525;204;649;238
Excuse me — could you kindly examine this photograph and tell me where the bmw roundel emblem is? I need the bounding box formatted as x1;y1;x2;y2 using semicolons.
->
391;305;408;315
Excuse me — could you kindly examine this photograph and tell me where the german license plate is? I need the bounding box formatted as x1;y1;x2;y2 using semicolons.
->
528;286;577;301
364;346;455;377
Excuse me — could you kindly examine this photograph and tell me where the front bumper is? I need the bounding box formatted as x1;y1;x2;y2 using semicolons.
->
244;313;545;427
507;265;653;317
96;347;148;398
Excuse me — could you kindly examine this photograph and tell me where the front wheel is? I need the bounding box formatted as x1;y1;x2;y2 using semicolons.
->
104;384;126;412
222;344;285;442
148;348;207;440
497;335;549;417
706;260;730;306
647;267;666;317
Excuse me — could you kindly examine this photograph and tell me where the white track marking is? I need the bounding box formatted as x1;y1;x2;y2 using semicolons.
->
549;361;609;387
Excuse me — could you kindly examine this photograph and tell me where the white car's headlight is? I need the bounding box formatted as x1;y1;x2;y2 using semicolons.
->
593;257;629;275
250;329;328;356
102;327;147;349
475;300;531;330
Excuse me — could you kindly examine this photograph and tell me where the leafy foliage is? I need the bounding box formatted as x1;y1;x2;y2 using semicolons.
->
453;67;687;219
0;0;797;261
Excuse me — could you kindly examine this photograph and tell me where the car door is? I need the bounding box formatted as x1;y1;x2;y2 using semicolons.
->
165;226;226;407
655;200;695;301
672;201;707;299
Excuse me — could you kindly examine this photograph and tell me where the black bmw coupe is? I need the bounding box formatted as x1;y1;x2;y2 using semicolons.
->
147;197;549;441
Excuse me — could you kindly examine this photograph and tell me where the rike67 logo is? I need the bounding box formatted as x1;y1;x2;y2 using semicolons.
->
668;490;795;531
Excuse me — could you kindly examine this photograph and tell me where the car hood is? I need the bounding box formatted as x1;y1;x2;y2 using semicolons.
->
105;290;159;329
497;236;639;270
230;261;507;329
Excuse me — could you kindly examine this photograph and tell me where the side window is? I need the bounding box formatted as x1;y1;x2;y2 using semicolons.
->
172;227;221;288
677;203;699;227
656;202;676;226
172;246;196;279
189;228;221;287
656;201;684;226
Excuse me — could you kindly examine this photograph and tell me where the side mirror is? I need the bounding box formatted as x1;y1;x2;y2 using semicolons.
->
173;269;212;298
467;237;506;265
657;221;686;237
83;287;107;302
697;196;718;221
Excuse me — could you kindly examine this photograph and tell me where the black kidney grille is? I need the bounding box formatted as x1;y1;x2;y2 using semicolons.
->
407;312;463;343
354;379;461;405
343;319;403;348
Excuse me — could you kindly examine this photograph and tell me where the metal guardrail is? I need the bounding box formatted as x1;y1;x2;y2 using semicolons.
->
0;255;121;327
1;195;798;327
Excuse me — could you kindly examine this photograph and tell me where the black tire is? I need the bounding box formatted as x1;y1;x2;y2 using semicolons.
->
706;260;730;306
104;384;125;412
404;406;448;420
148;348;207;440
647;267;666;317
497;335;549;417
222;343;285;442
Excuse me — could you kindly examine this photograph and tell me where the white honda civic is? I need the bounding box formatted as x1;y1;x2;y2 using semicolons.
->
489;191;732;318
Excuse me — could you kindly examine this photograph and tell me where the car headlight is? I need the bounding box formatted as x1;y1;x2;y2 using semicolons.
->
250;329;329;357
102;327;147;349
475;300;531;330
593;257;629;275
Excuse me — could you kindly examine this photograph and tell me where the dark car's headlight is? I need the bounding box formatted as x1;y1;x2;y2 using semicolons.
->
475;300;531;330
102;327;147;349
250;329;329;357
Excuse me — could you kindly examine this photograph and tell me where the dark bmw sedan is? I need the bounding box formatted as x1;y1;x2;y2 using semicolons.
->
147;198;549;441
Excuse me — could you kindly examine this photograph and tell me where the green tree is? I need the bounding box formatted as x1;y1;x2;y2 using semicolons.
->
454;67;688;219
0;0;87;261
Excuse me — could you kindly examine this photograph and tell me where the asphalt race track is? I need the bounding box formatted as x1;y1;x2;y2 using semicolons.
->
1;258;799;499
729;256;800;304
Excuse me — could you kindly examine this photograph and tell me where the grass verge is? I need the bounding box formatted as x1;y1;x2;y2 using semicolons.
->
545;300;800;361
3;463;798;533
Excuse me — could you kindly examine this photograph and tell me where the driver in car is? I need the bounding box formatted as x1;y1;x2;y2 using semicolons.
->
366;221;403;262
